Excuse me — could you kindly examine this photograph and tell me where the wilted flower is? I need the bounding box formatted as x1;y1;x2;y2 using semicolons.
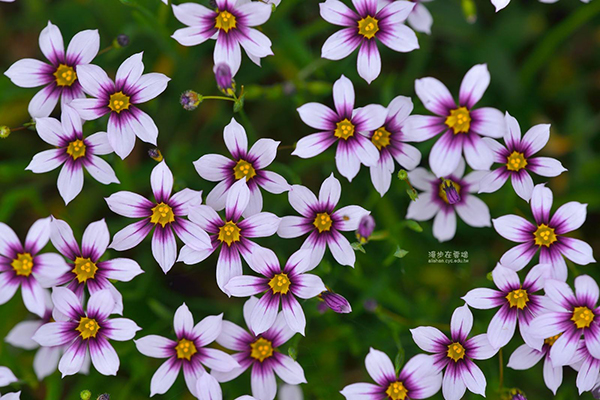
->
0;126;10;139
116;34;129;47
356;215;375;243
320;290;352;314
214;63;233;92
180;90;202;111
148;148;163;162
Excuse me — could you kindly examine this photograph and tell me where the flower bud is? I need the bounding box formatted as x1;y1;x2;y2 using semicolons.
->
320;290;352;314
80;390;91;400
116;34;130;47
442;179;460;205
180;90;202;111
213;63;233;92
356;215;375;244
397;169;408;180
364;298;378;312
0;126;10;139
148;148;163;162
97;394;110;400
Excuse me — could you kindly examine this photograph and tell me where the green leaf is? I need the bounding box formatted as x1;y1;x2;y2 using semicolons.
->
233;93;246;113
394;246;408;258
351;242;366;253
404;220;423;233
394;348;405;375
288;346;297;360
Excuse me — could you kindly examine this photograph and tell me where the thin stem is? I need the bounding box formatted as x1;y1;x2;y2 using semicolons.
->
202;96;236;102
498;348;504;390
97;45;114;56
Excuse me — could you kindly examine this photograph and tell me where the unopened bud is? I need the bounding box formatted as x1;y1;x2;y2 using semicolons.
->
397;169;408;180
209;0;217;8
213;63;233;92
442;179;461;205
97;394;110;400
0;126;10;139
364;298;378;312
80;390;91;400
116;34;130;48
356;215;375;244
148;148;163;162
319;290;352;314
180;90;202;111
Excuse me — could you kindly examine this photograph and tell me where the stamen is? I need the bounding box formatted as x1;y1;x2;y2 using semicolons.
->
76;317;100;339
215;10;237;32
357;16;379;39
313;212;332;233
533;224;557;247
108;91;131;114
218;221;241;246
11;253;34;277
72;257;98;283
268;273;291;295
250;337;274;362
150;202;175;228
54;64;77;87
175;338;198;361
445;107;471;134
233;159;257;180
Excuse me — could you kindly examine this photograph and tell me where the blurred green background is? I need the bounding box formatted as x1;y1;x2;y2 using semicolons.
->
1;0;599;398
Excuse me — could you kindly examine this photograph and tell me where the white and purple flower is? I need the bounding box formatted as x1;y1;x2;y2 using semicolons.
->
404;64;506;177
178;178;280;293
570;340;600;395
32;288;141;377
0;217;69;317
25;105;119;205
4;22;99;118
277;173;370;268
410;304;497;400
340;349;442;400
171;0;273;76
320;0;419;83
106;161;212;273
70;52;170;159
462;263;551;350
194;117;289;217
134;303;239;397
366;95;421;196
0;366;19;400
226;248;326;335
529;275;600;367
491;0;590;12
49;218;144;315
196;372;258;400
294;75;385;182
211;297;306;400
479;113;566;201
507;337;567;395
406;159;491;242
492;183;595;280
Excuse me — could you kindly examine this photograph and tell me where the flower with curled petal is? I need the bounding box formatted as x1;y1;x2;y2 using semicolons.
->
277;173;370;269
0;217;69;317
32;288;141;377
70;52;170;159
340;349;441;400
226;248;326;336
404;64;507;177
49;218;144;315
106;161;212;273
171;0;273;76
178;178;280;294
479;113;566;201
134;303;239;398
410;305;498;400
406;159;491;243
492;183;595;280
25;105;119;205
4;21;99;118
294;75;385;182
211;297;306;400
463;263;551;350
194;117;289;217
320;0;419;83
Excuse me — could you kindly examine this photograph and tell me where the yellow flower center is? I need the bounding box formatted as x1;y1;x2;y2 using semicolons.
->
76;317;100;339
357;16;379;39
438;180;461;204
108;91;131;113
250;337;274;362
233;159;257;181
11;253;34;277
67;139;86;160
385;381;408;400
313;212;332;233
54;64;77;87
544;333;562;347
72;257;98;284
447;342;465;362
506;288;529;309
506;151;528;172
215;10;237;32
372;127;391;150
175;338;198;361
445;107;471;134
150;202;175;228
533;224;557;247
334;118;355;140
218;221;241;246
571;306;595;329
268;273;291;295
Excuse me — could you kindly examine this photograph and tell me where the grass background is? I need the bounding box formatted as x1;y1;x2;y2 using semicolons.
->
0;0;599;398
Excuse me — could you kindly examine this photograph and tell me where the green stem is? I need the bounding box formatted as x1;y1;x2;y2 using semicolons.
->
202;96;236;102
498;348;504;390
98;45;113;56
520;1;600;88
